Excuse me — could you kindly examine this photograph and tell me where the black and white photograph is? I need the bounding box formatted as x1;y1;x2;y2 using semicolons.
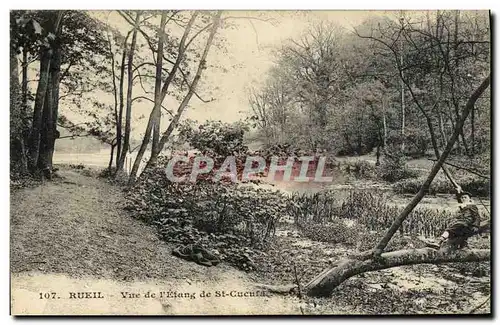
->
8;8;492;315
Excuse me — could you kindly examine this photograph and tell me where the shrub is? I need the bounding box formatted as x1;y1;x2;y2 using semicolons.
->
10;172;41;190
379;154;419;182
178;120;249;156
98;167;116;178
342;160;378;180
126;156;290;270
69;163;85;170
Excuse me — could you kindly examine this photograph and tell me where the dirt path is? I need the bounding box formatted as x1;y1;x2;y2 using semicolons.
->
10;168;301;315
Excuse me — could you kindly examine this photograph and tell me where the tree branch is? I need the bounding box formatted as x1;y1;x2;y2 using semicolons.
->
305;247;490;297
427;158;490;180
131;96;174;117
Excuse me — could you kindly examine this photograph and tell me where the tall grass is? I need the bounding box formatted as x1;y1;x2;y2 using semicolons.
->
289;190;455;239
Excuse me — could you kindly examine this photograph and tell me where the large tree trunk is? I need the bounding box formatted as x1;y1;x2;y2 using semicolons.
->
10;44;27;174
304;75;490;297
26;11;63;174
38;79;53;172
38;47;62;172
27;48;51;173
117;11;141;173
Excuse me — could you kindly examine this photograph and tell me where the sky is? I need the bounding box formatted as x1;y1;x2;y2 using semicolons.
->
178;10;382;123
81;10;387;142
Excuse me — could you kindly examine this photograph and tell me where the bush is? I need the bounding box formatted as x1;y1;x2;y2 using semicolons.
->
126;156;290;270
69;163;85;170
339;190;455;237
342;160;378;180
98;167;115;178
10;172;41;190
178;120;249;156
379;154;419;182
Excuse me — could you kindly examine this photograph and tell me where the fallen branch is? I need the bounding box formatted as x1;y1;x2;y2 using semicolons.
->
304;247;490;297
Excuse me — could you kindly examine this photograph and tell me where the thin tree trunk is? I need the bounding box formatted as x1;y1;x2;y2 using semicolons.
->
117;11;141;172
438;108;447;147
115;44;127;170
108;143;116;170
382;99;387;148
471;105;475;156
128;12;170;184
21;49;28;108
129;12;199;184
400;31;405;153
107;30;119;169
149;11;222;170
21;48;28;131
114;32;131;171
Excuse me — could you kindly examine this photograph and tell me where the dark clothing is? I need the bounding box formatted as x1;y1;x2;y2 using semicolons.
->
443;204;480;248
446;204;481;234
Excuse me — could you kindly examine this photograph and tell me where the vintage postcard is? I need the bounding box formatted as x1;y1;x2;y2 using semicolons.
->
10;9;491;315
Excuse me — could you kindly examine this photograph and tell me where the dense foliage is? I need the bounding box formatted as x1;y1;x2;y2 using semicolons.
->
249;12;490;162
126;150;292;271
